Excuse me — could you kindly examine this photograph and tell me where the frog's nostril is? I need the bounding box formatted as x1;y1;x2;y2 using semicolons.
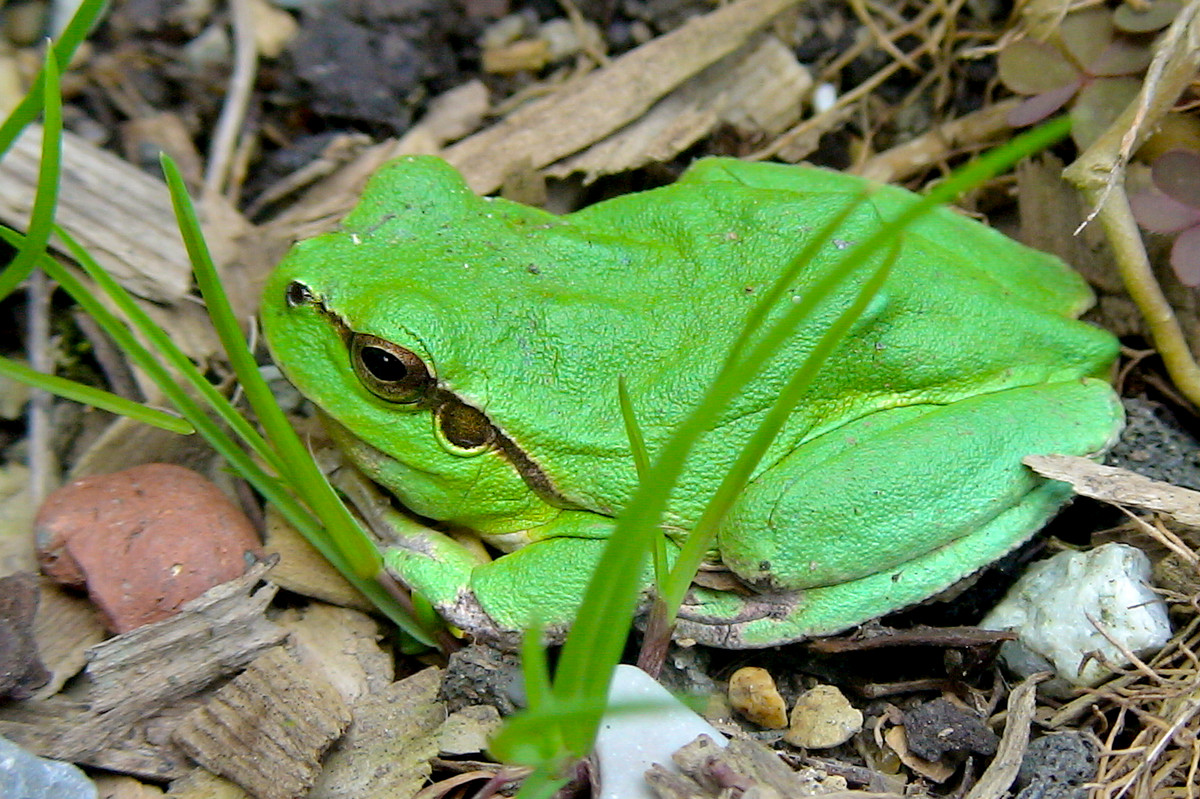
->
285;281;314;307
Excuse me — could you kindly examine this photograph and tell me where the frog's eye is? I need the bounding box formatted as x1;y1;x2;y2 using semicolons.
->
285;280;314;307
435;400;496;454
350;334;432;404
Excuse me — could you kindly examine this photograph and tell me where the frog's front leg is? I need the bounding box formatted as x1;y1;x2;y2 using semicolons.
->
681;378;1123;648
381;508;641;645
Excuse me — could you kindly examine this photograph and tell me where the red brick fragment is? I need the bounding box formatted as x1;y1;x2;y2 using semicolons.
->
36;463;261;633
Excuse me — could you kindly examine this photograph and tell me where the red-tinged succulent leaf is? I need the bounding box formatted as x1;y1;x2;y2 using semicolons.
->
1130;189;1200;234
1171;225;1200;286
1089;37;1154;76
997;39;1081;94
1006;81;1082;127
1070;77;1142;148
1061;7;1116;69
1152;150;1200;208
1113;0;1181;33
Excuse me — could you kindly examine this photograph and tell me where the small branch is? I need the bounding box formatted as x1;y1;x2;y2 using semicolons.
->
203;0;258;202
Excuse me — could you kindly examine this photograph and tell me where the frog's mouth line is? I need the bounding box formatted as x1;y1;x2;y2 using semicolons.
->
299;285;574;510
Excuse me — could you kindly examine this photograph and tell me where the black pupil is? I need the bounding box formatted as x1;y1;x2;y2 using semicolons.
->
285;281;312;306
361;346;408;382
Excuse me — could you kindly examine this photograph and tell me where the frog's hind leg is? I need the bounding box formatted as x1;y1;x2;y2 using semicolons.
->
679;378;1122;648
384;510;639;647
676;479;1073;648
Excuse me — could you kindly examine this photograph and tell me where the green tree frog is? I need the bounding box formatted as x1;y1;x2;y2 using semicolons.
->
261;155;1123;648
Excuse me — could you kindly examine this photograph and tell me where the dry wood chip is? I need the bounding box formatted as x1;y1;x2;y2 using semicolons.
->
0;125;191;303
437;704;501;756
0;560;284;780
277;603;394;703
262;507;373;612
444;0;801;193
545;34;810;183
309;666;445;799
883;725;956;784
173;645;353;799
29;576;106;698
1024;454;1200;528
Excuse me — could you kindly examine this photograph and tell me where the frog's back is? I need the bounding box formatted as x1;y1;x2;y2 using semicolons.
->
480;158;1117;520
320;156;1116;526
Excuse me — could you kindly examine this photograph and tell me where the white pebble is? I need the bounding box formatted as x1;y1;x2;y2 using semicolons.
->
594;665;727;799
812;83;838;113
981;543;1171;694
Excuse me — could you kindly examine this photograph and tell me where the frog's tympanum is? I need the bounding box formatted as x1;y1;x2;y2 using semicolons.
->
261;156;1123;648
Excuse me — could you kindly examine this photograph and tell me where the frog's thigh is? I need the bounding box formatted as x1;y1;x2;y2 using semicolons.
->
718;379;1121;592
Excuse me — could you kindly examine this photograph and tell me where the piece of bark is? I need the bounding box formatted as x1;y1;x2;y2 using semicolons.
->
0;125;191;303
309;666;445;799
546;34;810;183
83;559;282;716
0;560;285;779
443;0;801;193
1025;454;1200;528
0;693;197;779
0;571;49;700
173;646;353;799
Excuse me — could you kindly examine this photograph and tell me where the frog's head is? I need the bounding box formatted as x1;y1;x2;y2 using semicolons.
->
261;156;567;535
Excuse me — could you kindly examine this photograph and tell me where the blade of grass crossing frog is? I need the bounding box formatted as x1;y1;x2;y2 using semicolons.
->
549;116;1074;754
159;157;437;642
618;375;668;582
663;238;901;615
550;194;898;747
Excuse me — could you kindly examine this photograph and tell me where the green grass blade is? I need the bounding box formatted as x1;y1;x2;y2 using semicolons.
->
159;154;385;582
618;376;670;583
0;50;61;302
0;356;192;434
661;240;900;611
546;116;1074;754
617;377;651;481
47;225;289;475
520;624;554;714
0;0;107;158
